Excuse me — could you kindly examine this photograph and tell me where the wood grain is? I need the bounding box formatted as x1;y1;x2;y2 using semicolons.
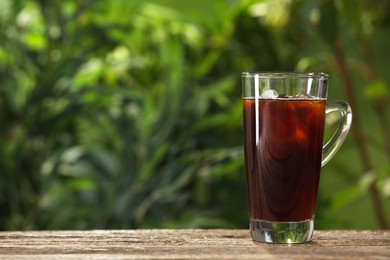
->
0;229;389;259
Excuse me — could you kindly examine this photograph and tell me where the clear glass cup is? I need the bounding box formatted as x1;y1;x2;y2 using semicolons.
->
242;72;352;244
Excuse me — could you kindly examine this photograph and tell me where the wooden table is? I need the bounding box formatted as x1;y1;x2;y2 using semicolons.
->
0;229;389;259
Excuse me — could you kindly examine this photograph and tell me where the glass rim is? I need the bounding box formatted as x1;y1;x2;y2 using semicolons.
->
242;72;328;79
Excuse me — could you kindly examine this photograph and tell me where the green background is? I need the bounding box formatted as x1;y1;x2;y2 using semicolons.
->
0;0;389;230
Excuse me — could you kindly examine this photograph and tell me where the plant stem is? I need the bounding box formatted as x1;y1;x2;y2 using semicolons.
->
332;39;389;229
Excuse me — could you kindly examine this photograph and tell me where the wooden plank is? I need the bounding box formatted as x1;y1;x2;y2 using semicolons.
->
0;229;389;259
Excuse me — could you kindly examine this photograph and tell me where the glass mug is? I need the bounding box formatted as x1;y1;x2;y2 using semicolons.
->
242;72;352;244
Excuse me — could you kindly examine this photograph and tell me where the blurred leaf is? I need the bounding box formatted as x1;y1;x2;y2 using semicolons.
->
379;177;390;198
249;0;291;30
89;147;119;176
359;172;376;190
318;0;338;45
374;164;390;198
66;178;96;191
24;31;46;50
72;58;104;88
336;0;363;31
138;143;169;182
0;0;11;21
363;80;388;99
330;186;362;209
194;50;222;78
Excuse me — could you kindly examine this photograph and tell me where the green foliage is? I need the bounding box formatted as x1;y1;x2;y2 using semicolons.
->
0;0;389;230
318;0;339;46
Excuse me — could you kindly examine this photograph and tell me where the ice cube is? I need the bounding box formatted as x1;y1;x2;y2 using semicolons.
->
260;89;279;99
294;93;315;99
277;94;290;99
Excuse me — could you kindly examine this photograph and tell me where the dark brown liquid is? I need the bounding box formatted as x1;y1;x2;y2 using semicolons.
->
243;98;326;222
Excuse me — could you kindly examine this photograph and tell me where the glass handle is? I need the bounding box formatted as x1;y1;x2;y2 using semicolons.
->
322;101;353;167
